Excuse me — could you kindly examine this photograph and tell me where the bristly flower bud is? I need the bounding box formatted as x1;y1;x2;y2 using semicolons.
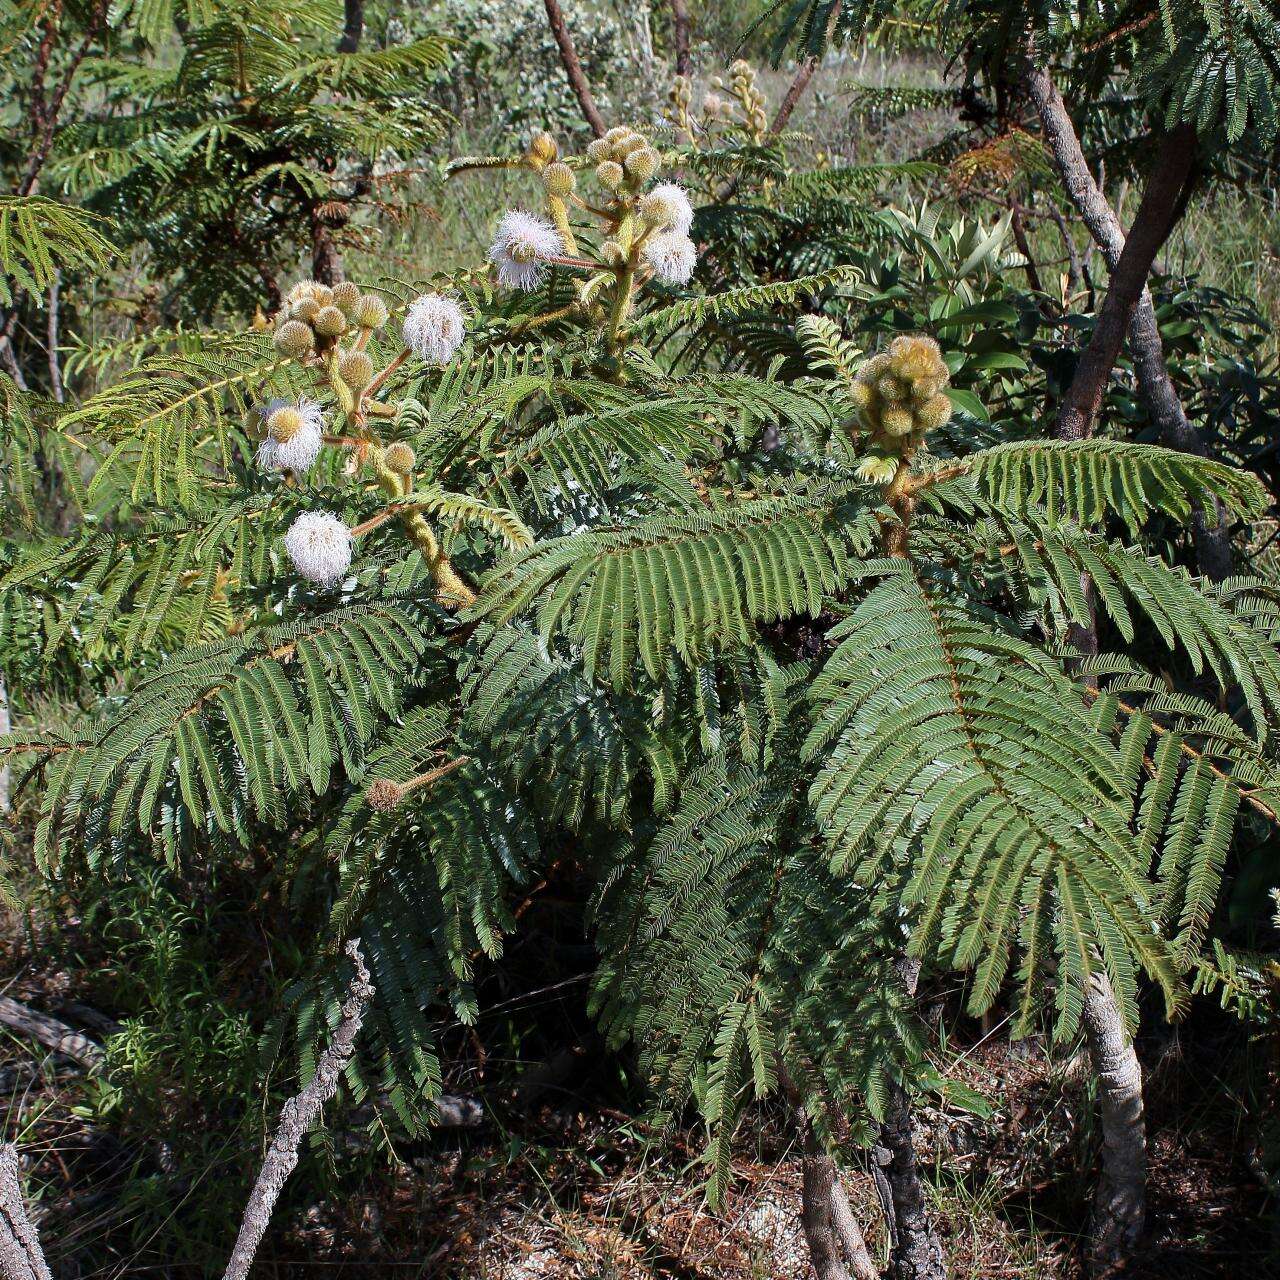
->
338;350;374;390
846;333;953;464
542;162;575;197
274;319;315;358
529;130;558;163
313;305;347;338
600;240;625;266
365;777;406;812
331;281;361;314
586;137;611;164
353;293;388;330
596;160;624;190
623;147;659;183
384;441;415;474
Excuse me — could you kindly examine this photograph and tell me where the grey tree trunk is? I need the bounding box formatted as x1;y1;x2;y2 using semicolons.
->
0;1147;51;1280
830;1173;880;1279
1023;56;1233;581
1080;973;1147;1272
800;1120;853;1280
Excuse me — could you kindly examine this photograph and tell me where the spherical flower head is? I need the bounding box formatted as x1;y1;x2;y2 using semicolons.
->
702;92;724;117
384;441;416;474
639;183;694;235
338;350;374;390
915;392;953;434
543;162;575;197
596;160;624;191
365;777;406;812
642;231;697;285
274;319;315;359
624;147;660;184
353;293;388;330
259;399;325;473
286;279;327;309
331;281;361;314
488;211;563;292
586;137;611;164
284;511;352;586
313;305;347;338
402;293;467;364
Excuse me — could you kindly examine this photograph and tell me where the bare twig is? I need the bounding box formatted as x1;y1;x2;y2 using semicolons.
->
670;0;690;77
221;941;374;1280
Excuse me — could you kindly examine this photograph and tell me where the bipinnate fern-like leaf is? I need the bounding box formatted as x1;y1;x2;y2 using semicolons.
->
805;564;1180;1036
929;438;1269;534
9;601;435;867
0;196;116;306
473;483;881;686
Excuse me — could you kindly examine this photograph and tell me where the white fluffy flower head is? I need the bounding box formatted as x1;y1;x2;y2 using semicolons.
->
284;511;353;586
489;210;563;291
639;182;694;235
403;293;467;365
643;231;697;285
257;398;325;473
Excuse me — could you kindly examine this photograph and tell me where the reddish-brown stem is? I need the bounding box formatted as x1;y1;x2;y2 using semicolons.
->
542;0;607;137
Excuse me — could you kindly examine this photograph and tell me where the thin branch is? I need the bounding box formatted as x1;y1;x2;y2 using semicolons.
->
670;0;690;77
542;0;607;137
221;941;374;1280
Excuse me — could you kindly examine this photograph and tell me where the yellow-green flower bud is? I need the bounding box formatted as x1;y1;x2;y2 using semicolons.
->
353;293;388;330
880;406;915;437
292;296;321;321
586;137;611;164
876;375;907;403
915;393;953;433
530;130;558;163
624;147;659;183
313;305;347;337
605;125;630;144
600;240;625;266
384;441;415;474
338;350;374;391
596;160;624;190
331;281;361;313
543;162;576;197
267;405;304;443
274;319;315;358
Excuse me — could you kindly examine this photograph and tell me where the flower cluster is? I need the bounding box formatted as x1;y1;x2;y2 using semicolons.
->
481;123;700;339
272;279;388;360
850;336;954;483
266;278;471;593
729;60;769;143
